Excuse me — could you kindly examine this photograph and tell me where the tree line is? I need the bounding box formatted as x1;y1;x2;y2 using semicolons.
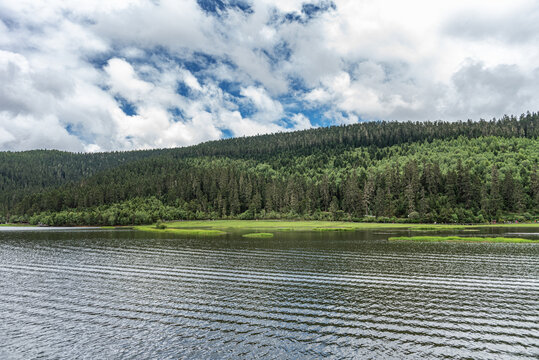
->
1;118;536;226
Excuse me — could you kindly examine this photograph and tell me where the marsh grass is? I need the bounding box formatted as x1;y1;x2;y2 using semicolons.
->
131;220;539;237
242;232;274;238
164;220;411;231
164;220;539;231
389;236;535;243
135;225;225;236
314;227;355;231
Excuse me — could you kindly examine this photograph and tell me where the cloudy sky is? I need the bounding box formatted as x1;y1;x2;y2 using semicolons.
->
0;0;538;152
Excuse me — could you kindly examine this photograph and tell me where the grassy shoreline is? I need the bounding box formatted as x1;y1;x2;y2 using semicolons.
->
160;220;539;231
389;236;536;243
125;220;539;238
2;221;538;230
2;220;537;237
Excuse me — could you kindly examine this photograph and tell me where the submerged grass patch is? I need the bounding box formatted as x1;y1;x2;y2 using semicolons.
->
134;225;225;236
242;232;274;238
389;236;536;243
314;227;355;231
410;225;469;231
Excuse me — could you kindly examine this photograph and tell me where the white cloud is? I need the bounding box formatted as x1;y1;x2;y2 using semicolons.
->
0;113;84;151
182;70;202;92
240;86;283;121
0;0;538;151
219;111;282;137
289;113;313;130
0;126;15;146
105;58;153;101
285;0;539;121
304;88;331;104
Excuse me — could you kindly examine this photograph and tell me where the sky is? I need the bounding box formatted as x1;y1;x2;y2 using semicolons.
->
0;0;538;152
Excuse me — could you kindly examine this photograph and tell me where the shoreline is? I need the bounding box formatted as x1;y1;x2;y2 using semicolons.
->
138;220;539;240
2;220;538;230
2;220;537;242
145;220;539;230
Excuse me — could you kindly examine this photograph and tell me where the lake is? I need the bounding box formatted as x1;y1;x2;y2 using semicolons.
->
0;227;538;359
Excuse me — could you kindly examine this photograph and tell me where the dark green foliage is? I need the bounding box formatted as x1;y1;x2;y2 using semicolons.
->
0;149;160;214
2;112;539;225
155;220;167;229
28;197;185;226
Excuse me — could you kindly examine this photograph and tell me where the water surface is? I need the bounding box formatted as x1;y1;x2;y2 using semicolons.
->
1;227;538;359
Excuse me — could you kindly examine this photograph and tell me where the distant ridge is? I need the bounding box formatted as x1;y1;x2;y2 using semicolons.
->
1;112;538;225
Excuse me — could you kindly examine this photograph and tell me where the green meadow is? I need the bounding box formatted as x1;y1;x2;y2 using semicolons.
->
129;220;539;237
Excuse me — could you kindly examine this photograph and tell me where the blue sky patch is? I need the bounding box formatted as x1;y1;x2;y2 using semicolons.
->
218;80;242;97
196;0;253;15
220;128;234;138
302;1;336;18
176;82;191;97
169;107;185;122
282;1;336;24
115;96;137;116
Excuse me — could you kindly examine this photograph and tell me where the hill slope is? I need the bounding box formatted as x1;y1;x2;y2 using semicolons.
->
1;112;538;225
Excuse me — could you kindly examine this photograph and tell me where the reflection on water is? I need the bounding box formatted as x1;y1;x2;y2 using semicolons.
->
0;228;538;359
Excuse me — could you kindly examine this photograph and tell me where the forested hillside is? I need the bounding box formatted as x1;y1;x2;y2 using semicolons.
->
1;112;538;225
0;149;164;212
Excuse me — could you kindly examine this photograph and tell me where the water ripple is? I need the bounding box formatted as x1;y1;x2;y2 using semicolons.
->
0;229;538;359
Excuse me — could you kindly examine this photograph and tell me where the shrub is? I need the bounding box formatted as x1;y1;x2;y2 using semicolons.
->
155;220;167;229
238;209;254;220
408;211;420;221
